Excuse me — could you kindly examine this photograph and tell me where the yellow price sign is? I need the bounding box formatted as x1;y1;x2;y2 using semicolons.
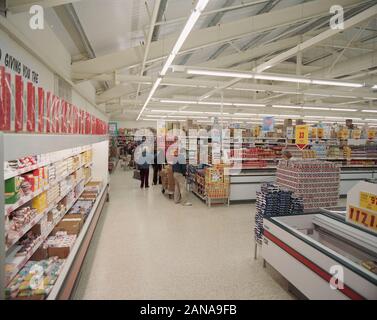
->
347;205;377;233
317;128;324;139
311;127;317;139
295;125;309;149
360;192;377;212
367;129;376;140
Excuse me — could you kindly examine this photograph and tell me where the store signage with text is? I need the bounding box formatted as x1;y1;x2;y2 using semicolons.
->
295;125;309;149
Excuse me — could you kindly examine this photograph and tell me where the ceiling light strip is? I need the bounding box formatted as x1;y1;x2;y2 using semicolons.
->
136;0;209;120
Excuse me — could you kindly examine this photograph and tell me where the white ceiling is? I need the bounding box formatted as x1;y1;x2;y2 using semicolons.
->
45;0;377;123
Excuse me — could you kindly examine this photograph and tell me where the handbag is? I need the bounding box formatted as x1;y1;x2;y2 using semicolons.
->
133;169;141;180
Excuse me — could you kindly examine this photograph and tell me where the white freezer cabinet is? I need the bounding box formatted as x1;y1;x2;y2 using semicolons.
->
262;213;377;300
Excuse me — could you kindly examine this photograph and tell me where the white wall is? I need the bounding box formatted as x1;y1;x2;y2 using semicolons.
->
0;12;107;122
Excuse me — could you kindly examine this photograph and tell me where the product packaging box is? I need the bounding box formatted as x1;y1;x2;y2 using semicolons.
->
53;217;82;235
5;177;21;204
48;246;70;259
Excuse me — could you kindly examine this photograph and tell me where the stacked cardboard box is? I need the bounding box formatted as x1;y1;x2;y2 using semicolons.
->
276;160;340;210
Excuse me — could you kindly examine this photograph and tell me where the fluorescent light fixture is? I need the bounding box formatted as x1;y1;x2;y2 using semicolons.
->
311;79;363;88
137;77;162;120
372;85;377;89
365;118;377;122
330;108;357;112
206;112;230;115
233;103;265;107
255;74;311;84
303;106;330;111
272;105;302;109
234;113;256;116
151;109;175;113
362;110;377;113
160;99;197;104
198;101;233;106
137;0;209;119
259;114;300;118
141;118;158;121
304;115;323;118
178;110;204;114
325;116;345;120
186;69;253;79
146;115;167;118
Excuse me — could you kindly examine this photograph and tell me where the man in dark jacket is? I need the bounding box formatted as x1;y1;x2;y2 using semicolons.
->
137;149;150;188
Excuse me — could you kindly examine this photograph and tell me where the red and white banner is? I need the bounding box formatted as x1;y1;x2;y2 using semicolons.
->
15;75;24;132
38;87;44;133
27;82;35;132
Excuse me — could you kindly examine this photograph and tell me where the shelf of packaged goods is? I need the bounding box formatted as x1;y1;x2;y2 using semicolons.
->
5;176;86;253
4;146;92;180
5;161;92;216
4;181;87;286
47;184;107;300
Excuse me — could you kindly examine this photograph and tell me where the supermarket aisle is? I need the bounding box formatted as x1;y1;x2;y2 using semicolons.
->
73;166;294;300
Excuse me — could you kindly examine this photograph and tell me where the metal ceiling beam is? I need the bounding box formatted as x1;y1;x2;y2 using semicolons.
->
179;0;237;65
7;0;81;13
151;0;168;42
134;0;161;108
95;73;377;104
72;0;360;78
199;3;377;100
53;3;95;59
152;0;269;27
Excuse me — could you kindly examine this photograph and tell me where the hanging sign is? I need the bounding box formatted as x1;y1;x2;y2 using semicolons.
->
286;126;294;139
262;116;274;132
367;129;376;140
317;127;324;139
295;125;309;149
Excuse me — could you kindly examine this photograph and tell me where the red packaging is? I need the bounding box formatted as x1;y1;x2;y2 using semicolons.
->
15;75;24;132
46;92;52;133
27;82;35;132
23;174;36;192
38;87;44;133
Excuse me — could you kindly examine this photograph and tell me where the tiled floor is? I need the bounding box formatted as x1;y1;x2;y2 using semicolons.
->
73;167;295;300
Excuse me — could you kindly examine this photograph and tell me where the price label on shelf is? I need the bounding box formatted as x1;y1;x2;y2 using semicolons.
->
359;191;377;212
295;125;309;149
347;205;377;233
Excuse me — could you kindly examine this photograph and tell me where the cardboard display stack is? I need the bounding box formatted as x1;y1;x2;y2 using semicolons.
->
276;160;340;210
160;165;175;196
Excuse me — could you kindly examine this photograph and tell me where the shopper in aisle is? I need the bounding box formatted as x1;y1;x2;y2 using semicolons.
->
136;148;150;188
173;149;192;206
152;148;164;185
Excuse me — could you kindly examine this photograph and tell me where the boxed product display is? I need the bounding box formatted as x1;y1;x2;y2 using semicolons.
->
276;160;340;210
254;183;304;243
52;216;83;235
45;231;77;259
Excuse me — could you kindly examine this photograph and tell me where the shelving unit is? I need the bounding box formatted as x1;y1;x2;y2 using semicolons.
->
1;133;109;300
